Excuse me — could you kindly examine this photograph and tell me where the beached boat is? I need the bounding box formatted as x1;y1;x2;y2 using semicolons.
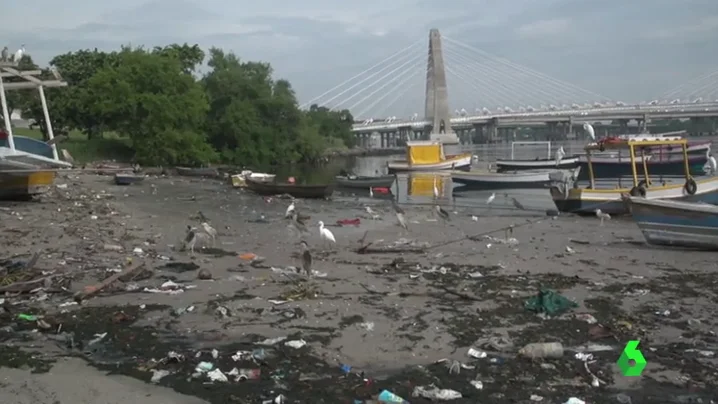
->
550;135;718;215
452;167;580;190
335;174;396;189
114;173;145;185
623;196;718;250
231;171;276;188
576;138;710;180
176;167;219;178
387;141;472;172
0;130;72;170
494;141;580;172
245;178;334;199
0;169;55;200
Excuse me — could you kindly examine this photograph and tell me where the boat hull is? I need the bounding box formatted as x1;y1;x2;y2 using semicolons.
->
245;179;334;199
452;170;571;190
335;175;396;189
625;197;718;250
495;157;580;172
387;154;472;173
0;170;56;200
550;176;718;215
114;173;145;185
231;173;276;188
176;167;219;178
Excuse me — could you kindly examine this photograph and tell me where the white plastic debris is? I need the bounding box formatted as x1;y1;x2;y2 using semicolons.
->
530;394;544;401
285;339;307;349
358;322;375;331
150;369;170;383
467;348;487;359
469;380;483;390
88;332;107;346
207;368;228;382
564;398;585;404
258;336;287;345
413;385;462;400
211;349;219;359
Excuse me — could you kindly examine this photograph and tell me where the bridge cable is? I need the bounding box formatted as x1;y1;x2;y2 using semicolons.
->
444;45;594;106
349;59;423;115
442;53;521;107
443;48;568;107
444;65;512;109
299;39;423;109
357;69;423;118
660;70;718;100
682;72;718;101
443;36;611;102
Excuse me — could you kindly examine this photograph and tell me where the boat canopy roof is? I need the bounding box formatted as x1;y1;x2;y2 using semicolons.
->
585;135;688;151
406;140;442;147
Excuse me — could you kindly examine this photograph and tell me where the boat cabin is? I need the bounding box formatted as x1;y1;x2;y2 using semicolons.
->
405;141;446;165
583;135;692;191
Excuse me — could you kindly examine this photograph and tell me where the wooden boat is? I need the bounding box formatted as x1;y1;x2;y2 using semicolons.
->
623;196;718;250
452;167;580;190
335;175;395;189
550;135;718;215
576;139;710;180
387;141;472;172
496;156;580;172
0;130;72;170
244;178;335;199
176;167;219;178
0;169;55;200
231;171;276;188
114;173;145;185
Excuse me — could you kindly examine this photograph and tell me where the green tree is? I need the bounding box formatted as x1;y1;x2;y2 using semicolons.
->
306;104;355;147
85;47;216;165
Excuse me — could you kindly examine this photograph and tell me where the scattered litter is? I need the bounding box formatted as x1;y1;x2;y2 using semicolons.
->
150;369;170;383
524;289;578;316
412;385;462;400
469;380;483;389
207;368;228;382
519;342;564;359
467;348;487;359
378;389;407;403
284;339;306;349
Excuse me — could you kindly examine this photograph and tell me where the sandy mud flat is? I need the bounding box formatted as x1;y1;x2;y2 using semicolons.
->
0;173;716;403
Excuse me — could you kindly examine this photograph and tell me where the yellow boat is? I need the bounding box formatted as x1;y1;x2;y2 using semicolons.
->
387;141;472;173
0;170;56;200
549;134;718;215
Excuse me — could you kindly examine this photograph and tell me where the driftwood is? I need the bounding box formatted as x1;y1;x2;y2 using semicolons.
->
0;251;45;293
74;260;147;303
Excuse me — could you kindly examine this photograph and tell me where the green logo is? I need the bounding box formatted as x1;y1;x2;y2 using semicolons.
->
617;340;647;376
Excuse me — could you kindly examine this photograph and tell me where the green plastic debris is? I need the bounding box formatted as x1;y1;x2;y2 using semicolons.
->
17;314;38;321
524;289;578;316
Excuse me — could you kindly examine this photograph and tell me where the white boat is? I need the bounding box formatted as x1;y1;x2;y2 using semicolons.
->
387;141;472;172
231;170;276;188
623;196;718;250
453;167;580;190
0;132;71;170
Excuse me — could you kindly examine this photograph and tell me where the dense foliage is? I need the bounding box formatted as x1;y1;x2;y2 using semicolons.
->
6;44;354;166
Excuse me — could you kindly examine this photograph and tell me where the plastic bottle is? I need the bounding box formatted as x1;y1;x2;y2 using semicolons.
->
377;390;409;403
518;342;564;359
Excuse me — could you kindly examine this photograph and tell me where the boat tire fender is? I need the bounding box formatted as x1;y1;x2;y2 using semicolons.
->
684;178;697;195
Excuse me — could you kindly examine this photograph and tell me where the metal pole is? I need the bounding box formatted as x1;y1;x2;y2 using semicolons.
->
37;86;59;160
0;74;16;150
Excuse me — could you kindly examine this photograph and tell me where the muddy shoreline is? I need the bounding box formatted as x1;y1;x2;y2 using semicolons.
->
1;173;716;403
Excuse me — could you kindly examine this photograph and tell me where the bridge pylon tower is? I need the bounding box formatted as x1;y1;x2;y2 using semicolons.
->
425;29;459;144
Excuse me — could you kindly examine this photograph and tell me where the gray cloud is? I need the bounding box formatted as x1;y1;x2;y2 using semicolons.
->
3;0;717;117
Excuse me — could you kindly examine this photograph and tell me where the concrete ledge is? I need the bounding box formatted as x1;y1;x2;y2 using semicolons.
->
429;133;459;144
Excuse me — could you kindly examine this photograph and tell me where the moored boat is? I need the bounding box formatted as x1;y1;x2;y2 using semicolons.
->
496;156;580;172
387;141;472;172
245;178;334;199
176;167;219;178
231;171;276;188
452;167;580;190
622;196;718;250
550;134;718;215
0;130;72;170
335;174;396;189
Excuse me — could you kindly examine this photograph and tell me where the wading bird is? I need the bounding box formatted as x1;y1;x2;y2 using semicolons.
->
435;205;450;222
201;222;217;245
369;187;373;198
706;149;717;175
290;211;309;236
511;197;525;210
12;45;24;63
433;177;439;199
486;192;496;206
299;241;312;276
285;199;296;218
583;123;595;140
555;146;566;167
1;47;7;62
318;221;336;248
391;199;408;231
184;225;210;254
365;206;380;220
595;209;610;226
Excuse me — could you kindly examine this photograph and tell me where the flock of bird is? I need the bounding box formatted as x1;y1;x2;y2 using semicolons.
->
0;45;25;64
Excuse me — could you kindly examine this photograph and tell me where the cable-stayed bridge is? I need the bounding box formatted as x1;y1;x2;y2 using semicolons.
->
301;29;718;145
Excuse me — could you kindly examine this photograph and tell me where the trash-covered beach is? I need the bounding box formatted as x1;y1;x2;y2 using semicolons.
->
1;173;717;403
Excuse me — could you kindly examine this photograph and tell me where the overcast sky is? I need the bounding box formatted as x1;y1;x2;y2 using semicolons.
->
2;0;717;118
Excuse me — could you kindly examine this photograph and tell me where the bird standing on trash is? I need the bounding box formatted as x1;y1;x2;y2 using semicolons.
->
318;221;336;248
299;241;312;276
595;209;610;226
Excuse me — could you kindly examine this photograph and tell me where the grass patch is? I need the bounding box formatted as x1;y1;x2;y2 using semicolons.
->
13;128;134;163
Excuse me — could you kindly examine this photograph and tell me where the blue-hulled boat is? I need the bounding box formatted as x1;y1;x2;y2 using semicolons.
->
623;196;718;250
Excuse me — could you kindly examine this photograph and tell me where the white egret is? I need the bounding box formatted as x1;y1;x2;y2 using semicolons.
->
595;209;610;226
365;206;379;220
318;221;336;247
583;123;595;140
391;199;408;231
707;149;717;175
486;192;496;206
369;187;373;197
555;146;566;167
13;45;24;63
285;200;295;218
200;222;217;245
